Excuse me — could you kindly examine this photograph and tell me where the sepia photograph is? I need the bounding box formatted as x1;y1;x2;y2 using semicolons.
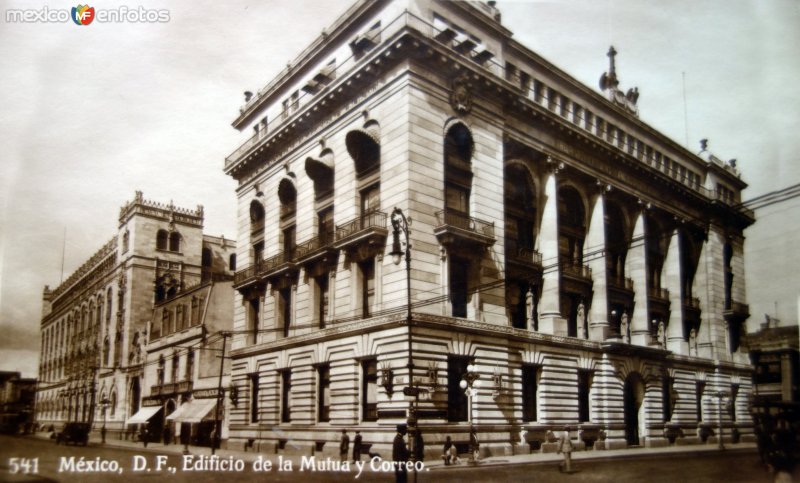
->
1;0;798;481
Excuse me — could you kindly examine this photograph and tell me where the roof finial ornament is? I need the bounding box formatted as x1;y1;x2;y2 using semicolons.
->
599;45;640;116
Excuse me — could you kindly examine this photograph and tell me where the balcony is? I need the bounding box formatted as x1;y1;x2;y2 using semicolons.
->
607;273;634;306
433;210;496;254
334;211;388;257
683;295;702;321
647;286;671;315
259;250;298;281
505;238;542;279
295;232;337;267
560;259;593;295
724;301;750;323
233;260;263;289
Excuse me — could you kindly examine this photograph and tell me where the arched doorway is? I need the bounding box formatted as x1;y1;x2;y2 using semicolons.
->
624;373;646;446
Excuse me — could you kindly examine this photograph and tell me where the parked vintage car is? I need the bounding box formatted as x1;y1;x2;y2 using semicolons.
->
55;422;90;446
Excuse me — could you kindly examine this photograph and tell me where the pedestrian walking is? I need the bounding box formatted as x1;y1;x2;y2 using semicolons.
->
557;425;574;473
340;429;350;462
393;424;409;483
442;436;453;465
353;430;363;463
140;426;149;448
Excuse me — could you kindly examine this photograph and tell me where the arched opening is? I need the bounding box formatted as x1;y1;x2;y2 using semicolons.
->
156;230;168;250
444;122;473;216
305;148;334;200
604;201;627;279
624;373;646;446
558;186;587;337
278;178;297;255
346;121;380;178
169;232;181;252
504;163;538;330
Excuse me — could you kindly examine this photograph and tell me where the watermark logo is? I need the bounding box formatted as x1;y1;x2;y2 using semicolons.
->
5;5;170;24
71;5;94;25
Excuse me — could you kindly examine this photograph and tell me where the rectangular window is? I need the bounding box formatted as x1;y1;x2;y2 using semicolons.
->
730;384;739;422
522;364;540;422
247;298;259;345
362;359;378;421
360;184;380;216
278;288;291;337
316;275;329;328
253;241;264;262
578;369;592;422
449;258;469;318
318;365;331;423
445;184;469;214
283;225;296;254
695;381;706;422
318;208;334;242
359;259;375;318
662;376;674;422
250;374;259;423
447;355;469;422
281;370;292;423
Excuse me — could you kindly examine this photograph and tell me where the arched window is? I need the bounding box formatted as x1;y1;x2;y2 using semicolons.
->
156;229;169;250
169;232;181;252
444;122;474;216
171;352;179;383
346;120;380;178
110;391;117;417
106;288;113;323
113;332;122;367
504;164;538;330
557;186;585;265
102;336;110;367
278;178;297;255
229;254;236;271
122;230;130;253
604;201;628;279
305;148;334;200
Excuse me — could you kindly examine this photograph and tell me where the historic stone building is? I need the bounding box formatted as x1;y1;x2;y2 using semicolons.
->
35;192;234;439
224;0;755;457
134;240;235;446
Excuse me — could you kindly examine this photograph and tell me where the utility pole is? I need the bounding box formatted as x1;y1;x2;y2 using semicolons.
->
212;332;229;455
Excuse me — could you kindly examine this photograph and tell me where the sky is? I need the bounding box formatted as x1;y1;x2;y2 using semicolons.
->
1;0;798;378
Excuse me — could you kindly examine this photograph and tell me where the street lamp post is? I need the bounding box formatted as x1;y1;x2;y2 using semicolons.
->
713;391;728;450
390;207;420;482
98;397;110;444
459;364;481;464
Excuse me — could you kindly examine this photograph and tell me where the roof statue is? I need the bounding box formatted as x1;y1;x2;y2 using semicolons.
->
599;46;640;116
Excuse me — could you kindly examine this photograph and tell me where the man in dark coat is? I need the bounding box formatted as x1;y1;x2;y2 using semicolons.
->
392;424;409;483
353;430;363;463
340;429;350;462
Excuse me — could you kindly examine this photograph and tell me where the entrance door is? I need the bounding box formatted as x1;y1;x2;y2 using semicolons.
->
624;373;645;446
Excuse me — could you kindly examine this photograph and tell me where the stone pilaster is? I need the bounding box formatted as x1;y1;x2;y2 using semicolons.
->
628;212;649;346
538;173;564;334
586;194;609;340
664;230;687;355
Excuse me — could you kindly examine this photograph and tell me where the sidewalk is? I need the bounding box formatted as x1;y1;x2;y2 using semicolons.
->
30;431;758;471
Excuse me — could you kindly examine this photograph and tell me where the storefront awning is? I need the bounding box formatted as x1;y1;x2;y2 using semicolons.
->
169;399;218;424
165;403;190;421
126;406;162;425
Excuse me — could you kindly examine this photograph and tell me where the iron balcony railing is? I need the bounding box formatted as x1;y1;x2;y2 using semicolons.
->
505;238;542;266
176;380;193;393
560;259;592;279
294;231;335;260
434;210;495;238
684;296;701;310
335;211;387;241
607;274;634;290
233;259;263;287
647;286;671;300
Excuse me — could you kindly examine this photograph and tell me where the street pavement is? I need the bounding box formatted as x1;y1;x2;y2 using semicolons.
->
0;432;786;482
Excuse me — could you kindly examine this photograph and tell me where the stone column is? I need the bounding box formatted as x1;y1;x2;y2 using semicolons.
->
698;225;727;361
628;212;650;346
586;193;609;340
537;173;564;334
664;231;687;355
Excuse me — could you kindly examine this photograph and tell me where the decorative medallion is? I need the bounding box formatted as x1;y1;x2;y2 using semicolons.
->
450;75;472;115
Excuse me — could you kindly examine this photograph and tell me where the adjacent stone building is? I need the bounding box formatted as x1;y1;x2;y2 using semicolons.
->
134;238;235;446
35;192;235;439
220;0;754;457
